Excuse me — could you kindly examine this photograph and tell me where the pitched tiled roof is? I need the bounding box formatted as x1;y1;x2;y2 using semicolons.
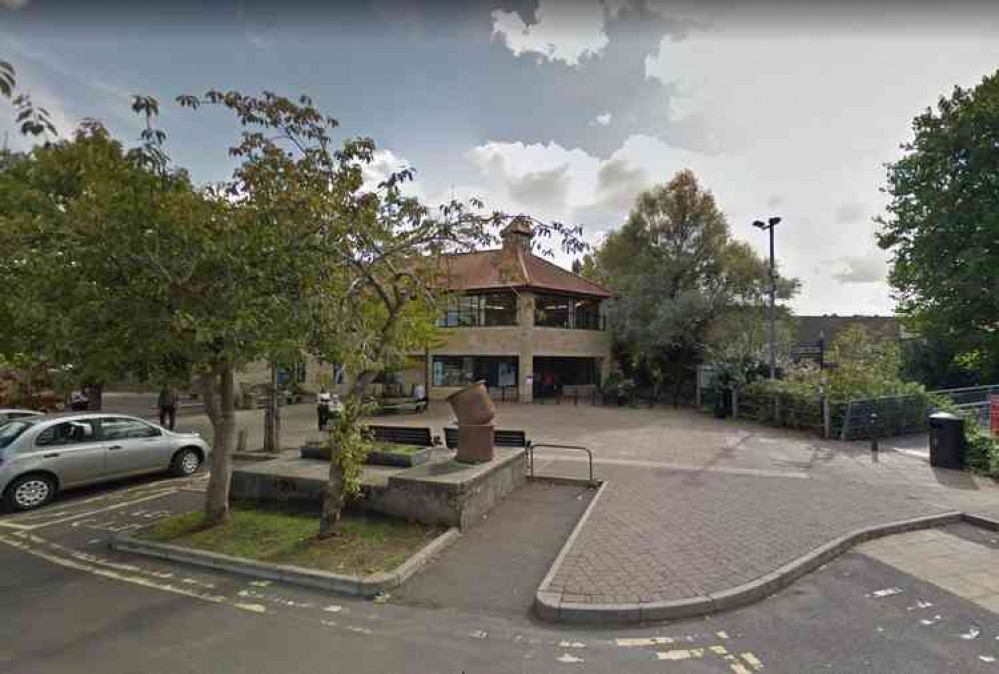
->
440;248;612;298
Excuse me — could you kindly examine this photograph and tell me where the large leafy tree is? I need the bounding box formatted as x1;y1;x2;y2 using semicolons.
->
177;91;584;535
877;69;999;382
592;170;797;402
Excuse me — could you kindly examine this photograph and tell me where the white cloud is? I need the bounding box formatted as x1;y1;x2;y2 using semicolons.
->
491;0;609;67
360;149;423;197
593;111;612;126
830;253;888;284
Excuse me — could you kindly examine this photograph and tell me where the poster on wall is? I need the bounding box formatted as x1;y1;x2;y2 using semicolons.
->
498;362;515;387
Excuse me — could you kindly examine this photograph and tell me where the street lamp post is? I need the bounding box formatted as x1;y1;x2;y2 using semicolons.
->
752;216;782;379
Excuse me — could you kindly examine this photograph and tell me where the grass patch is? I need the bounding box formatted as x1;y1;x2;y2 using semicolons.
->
372;443;426;456
137;503;445;576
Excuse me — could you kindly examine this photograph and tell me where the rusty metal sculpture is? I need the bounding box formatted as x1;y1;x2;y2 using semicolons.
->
446;381;495;463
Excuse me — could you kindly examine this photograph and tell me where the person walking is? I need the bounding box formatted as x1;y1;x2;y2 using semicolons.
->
317;388;332;431
157;385;177;430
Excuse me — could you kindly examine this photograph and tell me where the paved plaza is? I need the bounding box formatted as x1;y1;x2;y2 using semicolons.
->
104;396;999;620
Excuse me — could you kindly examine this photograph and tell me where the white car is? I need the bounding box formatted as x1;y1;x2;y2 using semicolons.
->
0;409;44;425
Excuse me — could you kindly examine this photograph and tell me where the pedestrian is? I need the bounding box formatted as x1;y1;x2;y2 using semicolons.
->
157;385;177;430
413;382;427;413
317;387;332;430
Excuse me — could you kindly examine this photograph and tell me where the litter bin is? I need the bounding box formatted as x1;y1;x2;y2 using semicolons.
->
929;412;966;469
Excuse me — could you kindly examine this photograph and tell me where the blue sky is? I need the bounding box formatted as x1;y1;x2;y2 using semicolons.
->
3;0;999;315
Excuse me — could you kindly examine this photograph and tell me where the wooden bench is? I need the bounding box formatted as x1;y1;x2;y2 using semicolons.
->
300;424;435;460
443;427;530;450
367;425;434;447
372;397;428;415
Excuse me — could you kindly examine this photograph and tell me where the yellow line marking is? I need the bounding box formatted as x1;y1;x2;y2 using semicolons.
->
0;533;228;605
615;637;674;647
730;663;752;674
711;645;729;655
656;648;704;661
234;603;266;614
716;631;730;639
2;489;178;531
742;652;764;670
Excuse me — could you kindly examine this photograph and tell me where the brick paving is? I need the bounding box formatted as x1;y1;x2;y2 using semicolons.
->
542;462;952;604
150;397;999;610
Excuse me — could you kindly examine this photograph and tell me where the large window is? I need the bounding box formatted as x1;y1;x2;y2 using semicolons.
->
535;294;603;330
534;294;573;328
432;356;518;387
574;298;601;330
437;292;517;328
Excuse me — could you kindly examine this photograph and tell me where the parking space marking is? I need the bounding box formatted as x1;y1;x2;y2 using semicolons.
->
0;489;178;531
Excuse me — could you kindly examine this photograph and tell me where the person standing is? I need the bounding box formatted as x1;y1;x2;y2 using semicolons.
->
317;388;332;431
157;385;177;430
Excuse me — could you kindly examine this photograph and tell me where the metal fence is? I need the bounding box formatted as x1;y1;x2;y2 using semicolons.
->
930;384;999;430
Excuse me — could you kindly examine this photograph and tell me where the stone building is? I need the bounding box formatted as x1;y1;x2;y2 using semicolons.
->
408;220;613;402
235;221;614;403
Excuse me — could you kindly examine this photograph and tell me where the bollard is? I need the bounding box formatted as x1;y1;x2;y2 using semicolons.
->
870;412;879;452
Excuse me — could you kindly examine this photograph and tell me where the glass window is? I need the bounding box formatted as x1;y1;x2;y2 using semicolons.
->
574;298;601;330
433;356;475;386
535;294;573;328
432;356;518;387
482;292;517;326
100;417;160;440
437;292;518;328
0;420;33;448
36;420;100;447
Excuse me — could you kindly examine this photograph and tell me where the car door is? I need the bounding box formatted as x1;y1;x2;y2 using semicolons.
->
101;417;171;476
30;419;107;487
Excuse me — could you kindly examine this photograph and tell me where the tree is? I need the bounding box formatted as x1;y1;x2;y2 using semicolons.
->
0;121;178;409
591;170;798;404
1;60;58;140
877;69;999;383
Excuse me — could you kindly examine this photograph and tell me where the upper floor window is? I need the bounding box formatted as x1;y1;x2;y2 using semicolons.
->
535;293;603;330
437;292;517;327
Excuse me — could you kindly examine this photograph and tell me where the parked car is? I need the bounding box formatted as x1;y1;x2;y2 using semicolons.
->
0;413;211;511
0;409;44;425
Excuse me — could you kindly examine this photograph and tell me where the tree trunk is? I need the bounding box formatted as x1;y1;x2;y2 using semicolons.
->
203;364;236;526
85;382;103;411
263;362;280;453
318;457;346;538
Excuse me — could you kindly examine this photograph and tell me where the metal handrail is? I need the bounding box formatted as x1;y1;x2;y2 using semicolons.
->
527;442;596;486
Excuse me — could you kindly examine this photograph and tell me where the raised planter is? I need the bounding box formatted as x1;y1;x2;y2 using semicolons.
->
366;447;431;467
112;526;461;598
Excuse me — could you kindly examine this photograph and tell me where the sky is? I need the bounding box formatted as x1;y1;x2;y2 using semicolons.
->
2;0;998;316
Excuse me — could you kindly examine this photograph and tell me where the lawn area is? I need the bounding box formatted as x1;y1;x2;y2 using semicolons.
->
137;504;445;576
372;443;425;455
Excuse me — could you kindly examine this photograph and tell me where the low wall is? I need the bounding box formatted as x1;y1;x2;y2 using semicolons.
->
230;448;527;532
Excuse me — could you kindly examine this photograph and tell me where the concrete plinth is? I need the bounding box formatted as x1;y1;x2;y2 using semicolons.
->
231;447;527;531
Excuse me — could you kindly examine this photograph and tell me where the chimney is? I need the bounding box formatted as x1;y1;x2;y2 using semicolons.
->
500;217;533;254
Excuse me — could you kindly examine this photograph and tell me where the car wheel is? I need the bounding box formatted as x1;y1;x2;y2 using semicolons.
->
170;448;202;477
5;474;57;511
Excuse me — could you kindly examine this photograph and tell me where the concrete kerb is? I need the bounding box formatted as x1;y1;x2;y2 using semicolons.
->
535;509;966;625
111;526;461;598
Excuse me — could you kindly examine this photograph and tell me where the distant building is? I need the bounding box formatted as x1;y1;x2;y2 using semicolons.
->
791;314;905;366
402;220;613;402
236;221;614;403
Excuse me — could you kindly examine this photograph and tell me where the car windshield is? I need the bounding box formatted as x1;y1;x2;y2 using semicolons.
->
0;420;34;449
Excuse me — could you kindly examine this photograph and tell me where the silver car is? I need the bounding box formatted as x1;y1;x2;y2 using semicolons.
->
0;413;211;511
0;409;43;424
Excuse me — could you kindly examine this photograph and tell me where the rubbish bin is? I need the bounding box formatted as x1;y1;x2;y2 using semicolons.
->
929;412;966;469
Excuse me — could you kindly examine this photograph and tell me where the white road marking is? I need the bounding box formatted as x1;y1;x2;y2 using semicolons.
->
0;489;178;531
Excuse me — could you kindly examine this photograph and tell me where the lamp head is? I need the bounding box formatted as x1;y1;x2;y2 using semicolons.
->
768;216;782;227
752;220;766;230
